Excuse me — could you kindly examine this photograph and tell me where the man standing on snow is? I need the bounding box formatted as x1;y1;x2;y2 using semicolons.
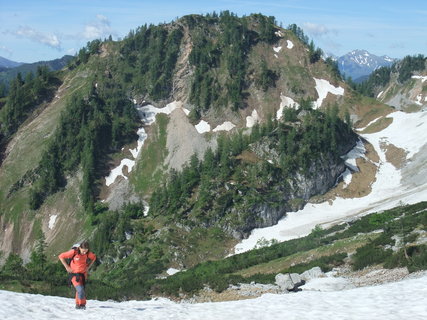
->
59;241;96;310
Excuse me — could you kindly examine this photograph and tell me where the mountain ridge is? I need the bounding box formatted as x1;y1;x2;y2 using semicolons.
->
1;12;426;303
338;49;396;82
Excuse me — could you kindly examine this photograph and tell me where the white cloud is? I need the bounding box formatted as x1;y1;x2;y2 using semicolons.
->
8;26;61;49
303;22;337;37
0;45;13;56
82;15;114;40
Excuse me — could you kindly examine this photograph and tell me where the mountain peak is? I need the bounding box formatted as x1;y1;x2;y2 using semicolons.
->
338;49;396;82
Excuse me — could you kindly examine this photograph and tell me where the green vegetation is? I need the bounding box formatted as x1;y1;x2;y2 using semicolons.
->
0;66;61;140
28;80;140;212
352;54;426;97
151;202;427;297
287;24;323;65
149;105;356;232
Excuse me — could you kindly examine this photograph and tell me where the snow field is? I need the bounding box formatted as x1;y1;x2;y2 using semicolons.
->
235;109;427;253
2;272;426;320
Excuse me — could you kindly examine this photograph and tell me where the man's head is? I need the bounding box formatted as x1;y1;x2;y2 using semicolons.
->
79;240;90;254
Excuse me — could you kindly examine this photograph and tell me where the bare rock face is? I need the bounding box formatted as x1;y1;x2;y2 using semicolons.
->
165;108;216;171
232;152;350;239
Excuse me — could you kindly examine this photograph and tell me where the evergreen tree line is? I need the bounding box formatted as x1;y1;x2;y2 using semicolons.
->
188;12;277;116
0;236;66;292
149;104;355;229
0;66;61;139
29;80;139;212
287;24;323;64
119;24;184;100
352;54;426;97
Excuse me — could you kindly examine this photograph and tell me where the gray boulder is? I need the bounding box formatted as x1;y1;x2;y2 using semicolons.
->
300;266;325;281
275;273;305;292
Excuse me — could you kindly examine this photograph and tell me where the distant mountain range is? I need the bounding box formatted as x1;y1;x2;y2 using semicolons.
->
337;49;396;82
0;56;23;70
0;55;74;85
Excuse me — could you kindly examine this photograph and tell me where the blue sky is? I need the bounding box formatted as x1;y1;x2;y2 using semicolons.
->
0;0;426;63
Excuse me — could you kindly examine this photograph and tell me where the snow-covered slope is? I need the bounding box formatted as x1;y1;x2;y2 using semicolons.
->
236;108;427;253
338;49;395;82
1;272;426;320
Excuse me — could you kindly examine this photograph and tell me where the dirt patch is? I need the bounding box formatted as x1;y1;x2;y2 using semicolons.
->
381;142;408;169
317;140;379;201
352;101;393;130
235;150;261;164
359;117;393;134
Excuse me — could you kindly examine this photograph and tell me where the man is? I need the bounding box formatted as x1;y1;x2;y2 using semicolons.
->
59;241;96;309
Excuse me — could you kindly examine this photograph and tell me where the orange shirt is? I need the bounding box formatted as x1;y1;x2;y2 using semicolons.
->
59;249;96;274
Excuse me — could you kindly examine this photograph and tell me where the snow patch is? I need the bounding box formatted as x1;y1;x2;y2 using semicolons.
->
246;109;260;128
166;268;181;276
275;30;283;37
377;91;384;99
129;127;148;159
48;215;57;230
276;95;299;120
105;101;186;186
339;139;366;187
137;101;182;125
195;120;211;134
286;40;294;49
213;121;236;132
412;75;427;83
105;159;135;186
415;94;423;106
273;46;282;53
313;78;344;109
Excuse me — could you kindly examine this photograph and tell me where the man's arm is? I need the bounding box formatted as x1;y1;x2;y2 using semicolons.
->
59;256;73;273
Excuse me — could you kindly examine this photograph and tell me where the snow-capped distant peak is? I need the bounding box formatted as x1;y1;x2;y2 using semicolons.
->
338;49;396;81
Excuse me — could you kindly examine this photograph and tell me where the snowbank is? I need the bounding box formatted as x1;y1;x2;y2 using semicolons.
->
48;215;57;230
195;120;211;134
246;109;260;128
276;95;299;120
287;40;294;49
166;268;181;276
412;75;427;83
1;273;426;319
273;46;282;53
313;78;344;109
105;159;135;186
212;121;236;132
129;127;148;159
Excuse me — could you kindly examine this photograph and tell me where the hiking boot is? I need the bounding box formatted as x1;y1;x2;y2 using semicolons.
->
79;305;86;310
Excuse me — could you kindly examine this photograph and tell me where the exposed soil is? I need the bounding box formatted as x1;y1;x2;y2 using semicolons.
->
382;142;408;169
